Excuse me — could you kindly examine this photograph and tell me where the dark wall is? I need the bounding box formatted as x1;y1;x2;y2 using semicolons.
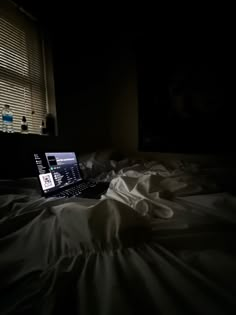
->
137;33;235;154
52;30;141;154
52;31;112;151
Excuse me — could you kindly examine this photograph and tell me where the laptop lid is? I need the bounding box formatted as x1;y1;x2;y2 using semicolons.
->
34;152;83;195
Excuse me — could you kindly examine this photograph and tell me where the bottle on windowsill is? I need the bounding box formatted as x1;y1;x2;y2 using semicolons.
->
40;120;47;135
21;116;28;134
2;104;14;133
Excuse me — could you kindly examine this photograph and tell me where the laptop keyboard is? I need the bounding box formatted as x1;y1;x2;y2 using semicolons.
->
56;181;95;198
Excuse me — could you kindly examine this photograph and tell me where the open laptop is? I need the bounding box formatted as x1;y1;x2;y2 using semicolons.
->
34;152;109;199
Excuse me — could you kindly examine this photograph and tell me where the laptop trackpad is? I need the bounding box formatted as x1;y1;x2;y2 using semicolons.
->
81;182;109;199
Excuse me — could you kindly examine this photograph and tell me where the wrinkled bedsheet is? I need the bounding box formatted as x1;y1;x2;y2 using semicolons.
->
0;158;236;314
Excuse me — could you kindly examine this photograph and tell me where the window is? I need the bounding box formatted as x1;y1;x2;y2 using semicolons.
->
0;0;56;134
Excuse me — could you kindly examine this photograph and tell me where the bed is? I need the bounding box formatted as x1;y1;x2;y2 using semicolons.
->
0;154;236;314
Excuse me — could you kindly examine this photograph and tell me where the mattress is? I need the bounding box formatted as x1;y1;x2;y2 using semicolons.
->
0;158;235;314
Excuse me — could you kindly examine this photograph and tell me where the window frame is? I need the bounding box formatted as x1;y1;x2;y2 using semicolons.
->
0;0;57;135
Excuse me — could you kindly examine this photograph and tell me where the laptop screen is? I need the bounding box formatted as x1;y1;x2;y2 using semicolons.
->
34;152;82;194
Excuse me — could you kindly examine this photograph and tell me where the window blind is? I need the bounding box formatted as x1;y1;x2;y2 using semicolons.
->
0;0;47;134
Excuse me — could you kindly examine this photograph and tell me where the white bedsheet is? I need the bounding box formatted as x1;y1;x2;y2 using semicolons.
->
0;159;236;314
104;175;174;218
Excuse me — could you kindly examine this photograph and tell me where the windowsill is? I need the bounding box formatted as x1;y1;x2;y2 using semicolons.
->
0;131;57;138
0;131;56;136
